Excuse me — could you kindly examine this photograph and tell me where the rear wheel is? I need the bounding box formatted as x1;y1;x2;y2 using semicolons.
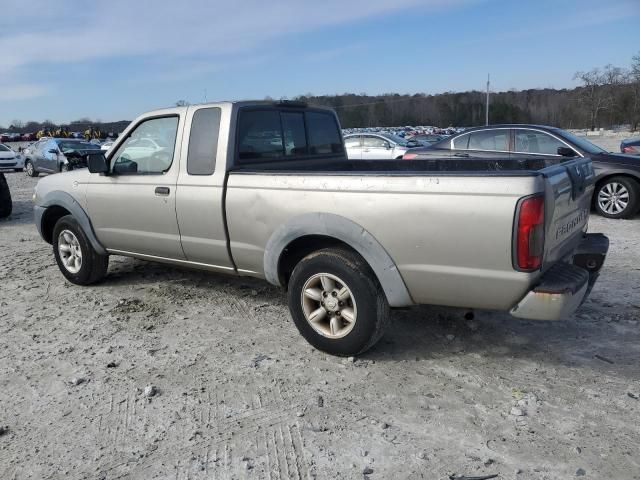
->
287;248;390;356
595;176;639;219
53;215;109;285
25;160;38;177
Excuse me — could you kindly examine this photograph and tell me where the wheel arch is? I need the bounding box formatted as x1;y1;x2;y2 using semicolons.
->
264;212;414;307
36;191;107;255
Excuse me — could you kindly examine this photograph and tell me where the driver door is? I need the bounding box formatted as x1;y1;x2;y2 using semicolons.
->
86;114;186;259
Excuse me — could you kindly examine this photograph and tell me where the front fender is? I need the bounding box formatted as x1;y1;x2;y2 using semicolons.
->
36;190;107;255
264;212;414;307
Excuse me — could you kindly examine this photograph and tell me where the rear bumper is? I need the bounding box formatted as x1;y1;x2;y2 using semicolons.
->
510;233;609;321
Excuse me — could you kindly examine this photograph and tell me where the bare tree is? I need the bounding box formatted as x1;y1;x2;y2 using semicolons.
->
573;68;612;130
175;100;189;107
629;52;640;130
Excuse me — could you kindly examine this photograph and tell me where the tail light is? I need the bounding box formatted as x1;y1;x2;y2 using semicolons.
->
515;195;545;271
403;152;418;160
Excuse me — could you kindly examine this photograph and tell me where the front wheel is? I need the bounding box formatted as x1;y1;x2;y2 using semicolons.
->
25;160;38;177
287;248;390;356
52;215;109;285
595;177;639;219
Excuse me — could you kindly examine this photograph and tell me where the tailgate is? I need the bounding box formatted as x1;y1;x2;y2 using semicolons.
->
539;157;595;268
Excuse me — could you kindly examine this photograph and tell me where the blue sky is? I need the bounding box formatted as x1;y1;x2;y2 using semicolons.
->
0;0;638;126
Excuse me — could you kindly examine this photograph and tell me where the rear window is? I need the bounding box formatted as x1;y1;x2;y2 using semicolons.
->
187;107;221;175
306;111;343;155
237;108;343;163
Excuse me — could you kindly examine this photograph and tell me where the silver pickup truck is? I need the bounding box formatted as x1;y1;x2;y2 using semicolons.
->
33;101;609;355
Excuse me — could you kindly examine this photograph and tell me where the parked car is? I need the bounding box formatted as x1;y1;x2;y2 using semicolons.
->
32;101;609;356
21;132;37;141
344;132;416;159
0;133;10;143
404;124;640;219
0;172;11;218
406;133;445;146
23;138;102;177
101;140;114;151
0;144;24;172
621;137;640;155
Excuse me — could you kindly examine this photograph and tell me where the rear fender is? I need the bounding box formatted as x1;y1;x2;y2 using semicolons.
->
264;212;413;307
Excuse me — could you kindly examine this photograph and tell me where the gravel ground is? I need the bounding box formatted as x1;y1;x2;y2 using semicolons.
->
1;167;639;480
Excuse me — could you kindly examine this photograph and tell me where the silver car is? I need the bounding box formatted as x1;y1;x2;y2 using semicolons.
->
24;138;101;177
344;132;412;160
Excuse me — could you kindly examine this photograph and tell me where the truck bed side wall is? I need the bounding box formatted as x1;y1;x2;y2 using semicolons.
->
225;173;543;310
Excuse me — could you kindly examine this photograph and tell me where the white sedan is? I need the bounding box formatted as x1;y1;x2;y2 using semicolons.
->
0;144;24;172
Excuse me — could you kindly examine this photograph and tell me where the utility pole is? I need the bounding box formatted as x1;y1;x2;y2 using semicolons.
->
485;73;490;126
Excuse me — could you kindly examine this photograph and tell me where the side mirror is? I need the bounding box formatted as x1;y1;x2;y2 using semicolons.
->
384;142;392;149
557;146;575;157
86;152;108;174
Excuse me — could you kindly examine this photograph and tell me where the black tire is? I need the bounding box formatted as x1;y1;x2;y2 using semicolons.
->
287;248;390;356
594;176;640;219
0;173;12;218
52;215;109;285
60;163;72;172
25;160;38;177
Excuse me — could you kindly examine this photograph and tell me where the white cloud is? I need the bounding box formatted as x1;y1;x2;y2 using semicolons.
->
0;84;49;101
0;0;477;74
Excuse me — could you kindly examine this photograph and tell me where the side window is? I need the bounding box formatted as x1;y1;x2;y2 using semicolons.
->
363;136;388;148
281;112;307;156
453;134;469;150
237;110;283;161
514;130;566;155
468;130;508;151
305;111;344;155
345;136;361;148
111;116;179;174
187;107;221;175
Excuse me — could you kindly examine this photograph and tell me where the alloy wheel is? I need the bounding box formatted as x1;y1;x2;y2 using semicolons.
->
598;182;629;215
58;229;83;274
300;273;357;339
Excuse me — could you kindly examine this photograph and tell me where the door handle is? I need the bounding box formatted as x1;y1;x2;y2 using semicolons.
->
155;186;170;196
454;153;470;158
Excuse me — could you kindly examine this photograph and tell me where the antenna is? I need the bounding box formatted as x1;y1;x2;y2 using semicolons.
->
485;74;490;126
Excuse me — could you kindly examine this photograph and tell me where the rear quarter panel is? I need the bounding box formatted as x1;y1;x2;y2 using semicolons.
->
226;173;543;310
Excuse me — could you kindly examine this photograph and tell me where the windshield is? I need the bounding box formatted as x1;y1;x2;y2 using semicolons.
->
381;133;409;146
0;144;11;152
57;141;101;151
557;130;607;155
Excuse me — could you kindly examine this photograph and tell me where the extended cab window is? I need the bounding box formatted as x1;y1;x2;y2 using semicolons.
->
237;108;343;163
514;129;567;155
468;130;509;151
187;107;221;175
111;116;179;174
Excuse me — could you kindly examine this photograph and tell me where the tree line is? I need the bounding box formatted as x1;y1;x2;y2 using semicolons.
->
298;52;640;131
3;53;638;133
